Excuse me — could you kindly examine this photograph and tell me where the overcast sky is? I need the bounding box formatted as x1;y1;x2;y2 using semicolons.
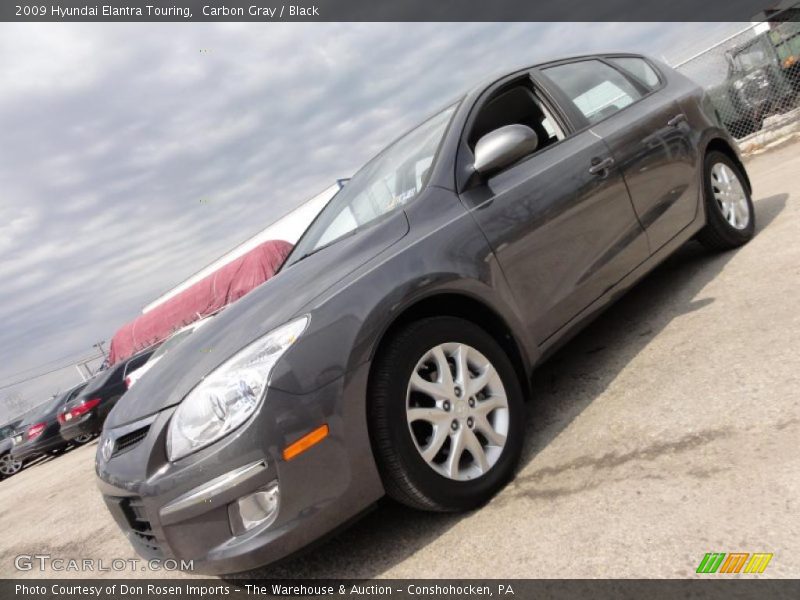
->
0;21;748;420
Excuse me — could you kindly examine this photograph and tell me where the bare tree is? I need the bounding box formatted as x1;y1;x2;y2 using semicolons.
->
0;391;28;424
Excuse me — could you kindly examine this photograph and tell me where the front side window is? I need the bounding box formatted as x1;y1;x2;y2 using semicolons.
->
544;60;644;124
468;81;565;153
286;104;457;264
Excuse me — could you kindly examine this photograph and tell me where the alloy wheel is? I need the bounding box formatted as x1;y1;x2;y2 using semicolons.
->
74;434;93;444
406;342;509;481
0;453;23;477
710;162;749;230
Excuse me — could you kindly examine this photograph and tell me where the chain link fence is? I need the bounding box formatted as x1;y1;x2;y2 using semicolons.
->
674;8;800;146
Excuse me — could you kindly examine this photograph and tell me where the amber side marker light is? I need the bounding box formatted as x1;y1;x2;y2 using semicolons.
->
282;424;329;461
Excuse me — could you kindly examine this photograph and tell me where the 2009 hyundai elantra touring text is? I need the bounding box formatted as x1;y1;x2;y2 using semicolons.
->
96;54;754;573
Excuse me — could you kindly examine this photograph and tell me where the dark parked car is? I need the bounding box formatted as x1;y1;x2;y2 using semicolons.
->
59;349;156;443
10;383;89;463
0;419;24;478
97;53;754;573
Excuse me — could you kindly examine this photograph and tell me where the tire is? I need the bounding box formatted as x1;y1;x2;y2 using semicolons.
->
696;151;755;251
73;434;93;444
368;317;526;512
0;452;23;478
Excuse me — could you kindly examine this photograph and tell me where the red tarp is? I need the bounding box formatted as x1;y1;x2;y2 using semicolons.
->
107;240;293;366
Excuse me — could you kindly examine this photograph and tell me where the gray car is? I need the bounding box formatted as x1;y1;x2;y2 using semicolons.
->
96;53;754;574
0;420;23;479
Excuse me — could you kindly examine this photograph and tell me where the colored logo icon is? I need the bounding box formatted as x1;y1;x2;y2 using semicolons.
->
696;552;773;574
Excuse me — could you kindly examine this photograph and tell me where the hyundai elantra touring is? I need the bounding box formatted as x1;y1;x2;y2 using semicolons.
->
96;53;754;573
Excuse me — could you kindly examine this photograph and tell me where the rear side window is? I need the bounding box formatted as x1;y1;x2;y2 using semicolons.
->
123;353;150;377
65;384;86;403
608;57;660;90
543;60;644;124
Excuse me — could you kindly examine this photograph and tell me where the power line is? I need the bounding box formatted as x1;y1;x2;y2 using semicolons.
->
0;349;104;383
0;353;104;392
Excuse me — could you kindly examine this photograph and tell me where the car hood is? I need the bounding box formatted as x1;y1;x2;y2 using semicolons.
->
105;211;409;429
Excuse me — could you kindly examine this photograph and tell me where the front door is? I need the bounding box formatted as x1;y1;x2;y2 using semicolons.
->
459;77;649;345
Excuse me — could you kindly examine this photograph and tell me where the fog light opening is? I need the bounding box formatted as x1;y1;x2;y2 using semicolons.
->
230;481;280;535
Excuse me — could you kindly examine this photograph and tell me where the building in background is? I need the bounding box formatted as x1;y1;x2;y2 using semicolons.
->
143;180;346;314
104;180;347;365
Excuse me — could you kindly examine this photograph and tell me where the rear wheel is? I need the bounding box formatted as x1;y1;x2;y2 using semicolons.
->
73;434;93;444
369;317;525;511
0;453;23;478
696;151;755;251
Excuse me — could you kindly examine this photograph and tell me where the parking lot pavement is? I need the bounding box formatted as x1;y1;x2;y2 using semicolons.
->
1;143;798;580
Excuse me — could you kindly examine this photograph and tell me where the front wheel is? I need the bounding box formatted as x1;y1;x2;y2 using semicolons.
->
369;317;526;512
696;151;755;251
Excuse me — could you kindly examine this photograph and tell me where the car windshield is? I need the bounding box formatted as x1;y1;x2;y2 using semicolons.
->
733;43;771;70
285;103;457;266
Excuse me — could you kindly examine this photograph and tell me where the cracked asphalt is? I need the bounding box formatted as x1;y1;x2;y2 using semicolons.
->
1;144;797;579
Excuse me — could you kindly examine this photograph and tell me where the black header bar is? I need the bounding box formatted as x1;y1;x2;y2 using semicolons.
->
1;0;794;22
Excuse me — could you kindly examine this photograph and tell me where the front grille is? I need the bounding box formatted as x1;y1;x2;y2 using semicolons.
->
111;426;149;458
120;497;163;557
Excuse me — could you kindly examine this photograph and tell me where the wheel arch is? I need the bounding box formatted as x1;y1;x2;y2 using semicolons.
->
704;136;752;193
368;292;533;400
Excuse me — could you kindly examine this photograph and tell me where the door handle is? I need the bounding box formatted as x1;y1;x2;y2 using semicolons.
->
588;156;615;175
667;113;687;127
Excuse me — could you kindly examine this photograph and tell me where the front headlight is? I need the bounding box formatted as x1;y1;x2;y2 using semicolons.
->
167;316;308;461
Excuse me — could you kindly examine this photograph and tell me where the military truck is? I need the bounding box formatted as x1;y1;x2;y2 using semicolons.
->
708;21;800;139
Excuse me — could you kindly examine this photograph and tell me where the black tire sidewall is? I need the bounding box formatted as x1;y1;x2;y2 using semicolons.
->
373;317;525;510
703;151;755;243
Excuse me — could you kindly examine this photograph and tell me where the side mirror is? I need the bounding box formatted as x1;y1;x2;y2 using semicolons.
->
473;124;539;176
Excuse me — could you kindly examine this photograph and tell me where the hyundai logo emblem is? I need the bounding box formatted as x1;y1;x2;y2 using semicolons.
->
100;436;114;462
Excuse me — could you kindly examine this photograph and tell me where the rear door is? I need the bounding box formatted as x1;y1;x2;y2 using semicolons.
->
540;57;698;252
458;73;649;345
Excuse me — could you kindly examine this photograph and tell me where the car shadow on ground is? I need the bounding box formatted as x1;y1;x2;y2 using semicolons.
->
16;438;98;472
227;194;788;580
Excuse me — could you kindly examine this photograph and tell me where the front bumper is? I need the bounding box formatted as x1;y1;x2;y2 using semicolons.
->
60;411;101;441
95;362;383;574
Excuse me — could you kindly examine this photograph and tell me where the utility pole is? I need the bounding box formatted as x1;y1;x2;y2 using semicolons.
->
75;361;95;381
75;364;88;382
93;341;108;361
